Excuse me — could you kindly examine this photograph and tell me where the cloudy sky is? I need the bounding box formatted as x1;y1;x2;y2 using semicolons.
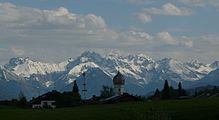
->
0;0;219;64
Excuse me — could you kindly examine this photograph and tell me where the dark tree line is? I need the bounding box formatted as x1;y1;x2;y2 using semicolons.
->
193;85;219;97
17;91;28;107
0;80;81;108
0;91;28;108
152;80;186;100
100;85;114;98
50;80;81;107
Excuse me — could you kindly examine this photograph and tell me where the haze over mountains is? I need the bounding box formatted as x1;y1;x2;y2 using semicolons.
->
0;51;219;100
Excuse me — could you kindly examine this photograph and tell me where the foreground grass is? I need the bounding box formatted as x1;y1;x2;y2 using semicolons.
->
1;97;219;120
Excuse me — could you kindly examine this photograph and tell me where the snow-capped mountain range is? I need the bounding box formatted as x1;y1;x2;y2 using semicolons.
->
0;51;219;100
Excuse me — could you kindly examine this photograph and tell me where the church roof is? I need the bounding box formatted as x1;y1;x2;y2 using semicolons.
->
113;71;125;85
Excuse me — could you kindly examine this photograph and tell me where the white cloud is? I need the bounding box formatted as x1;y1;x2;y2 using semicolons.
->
209;0;219;8
137;13;152;23
143;3;194;16
120;31;152;45
125;0;219;8
177;0;219;8
200;35;219;46
11;47;25;56
155;32;193;47
179;36;193;48
177;0;206;7
156;32;178;45
183;34;219;63
125;0;153;4
3;2;219;64
137;3;194;23
0;2;188;48
0;3;107;30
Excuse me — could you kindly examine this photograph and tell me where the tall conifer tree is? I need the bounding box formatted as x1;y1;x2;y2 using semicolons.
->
162;80;170;99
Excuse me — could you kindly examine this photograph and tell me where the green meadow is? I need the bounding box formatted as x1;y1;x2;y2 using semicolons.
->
1;97;219;120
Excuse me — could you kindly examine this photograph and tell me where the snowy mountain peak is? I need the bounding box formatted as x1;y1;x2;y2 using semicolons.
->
186;59;205;68
210;61;219;69
5;57;32;67
156;58;183;73
1;51;219;100
77;51;103;63
68;62;99;77
4;57;67;77
190;59;201;64
80;51;102;59
158;58;179;65
106;51;123;58
4;57;31;70
127;54;154;63
136;53;152;59
68;58;74;62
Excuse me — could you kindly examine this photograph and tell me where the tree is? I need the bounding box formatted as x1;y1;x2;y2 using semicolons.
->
213;86;218;93
162;80;170;99
72;80;79;93
100;85;114;98
153;88;161;100
169;86;177;98
154;88;160;96
178;82;182;91
53;90;81;107
17;91;27;108
178;82;182;96
177;82;186;96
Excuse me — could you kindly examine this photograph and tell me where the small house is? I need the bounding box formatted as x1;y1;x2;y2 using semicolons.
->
30;90;58;109
32;100;56;109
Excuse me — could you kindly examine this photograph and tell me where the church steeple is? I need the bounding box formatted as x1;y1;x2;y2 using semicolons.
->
113;71;125;95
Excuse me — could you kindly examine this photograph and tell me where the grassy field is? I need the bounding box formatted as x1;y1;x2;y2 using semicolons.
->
1;97;219;120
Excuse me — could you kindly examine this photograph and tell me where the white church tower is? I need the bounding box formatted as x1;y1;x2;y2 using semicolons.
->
113;71;125;95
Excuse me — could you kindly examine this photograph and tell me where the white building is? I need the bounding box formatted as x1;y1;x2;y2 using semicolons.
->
31;90;58;109
32;100;56;109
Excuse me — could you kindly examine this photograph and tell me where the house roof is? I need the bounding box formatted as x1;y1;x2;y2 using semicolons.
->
30;90;60;104
100;93;141;104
